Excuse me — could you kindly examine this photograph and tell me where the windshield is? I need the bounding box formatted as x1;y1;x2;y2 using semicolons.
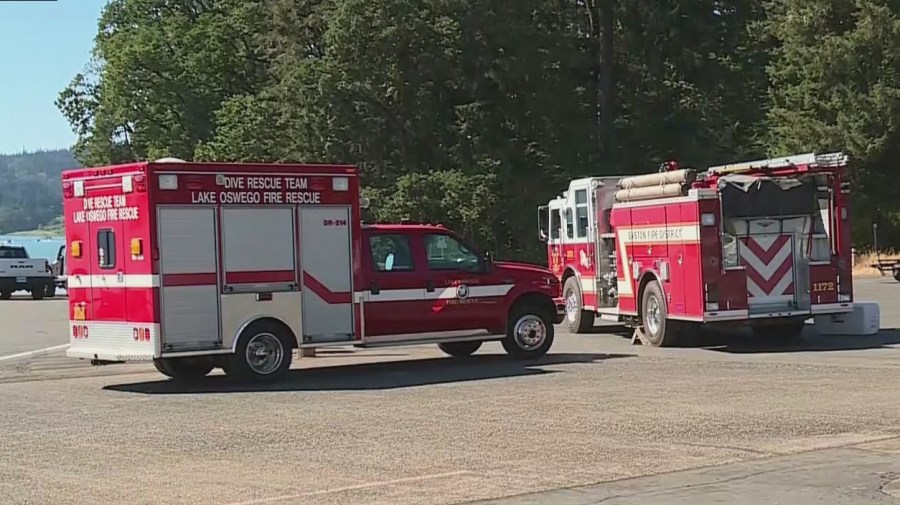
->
0;246;28;259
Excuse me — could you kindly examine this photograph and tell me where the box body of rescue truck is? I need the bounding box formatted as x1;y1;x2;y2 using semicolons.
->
539;152;854;345
62;160;564;379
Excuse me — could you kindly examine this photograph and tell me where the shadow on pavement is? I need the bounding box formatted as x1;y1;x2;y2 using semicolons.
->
699;328;900;354
103;352;633;395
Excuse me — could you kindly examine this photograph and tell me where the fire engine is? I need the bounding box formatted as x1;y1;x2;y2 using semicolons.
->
538;152;854;346
62;160;564;381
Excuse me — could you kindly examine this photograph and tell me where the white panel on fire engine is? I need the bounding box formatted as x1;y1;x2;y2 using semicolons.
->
299;205;354;343
158;206;222;349
221;207;297;292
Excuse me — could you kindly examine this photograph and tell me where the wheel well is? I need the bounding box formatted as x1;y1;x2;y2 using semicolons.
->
509;291;556;322
636;272;661;317
561;268;577;287
234;317;299;351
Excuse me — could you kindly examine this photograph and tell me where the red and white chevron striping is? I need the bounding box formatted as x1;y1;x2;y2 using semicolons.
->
739;235;795;299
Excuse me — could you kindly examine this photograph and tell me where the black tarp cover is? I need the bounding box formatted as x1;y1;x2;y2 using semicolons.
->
718;174;819;218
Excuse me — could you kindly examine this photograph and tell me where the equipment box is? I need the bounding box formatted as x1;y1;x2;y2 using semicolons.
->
814;302;880;336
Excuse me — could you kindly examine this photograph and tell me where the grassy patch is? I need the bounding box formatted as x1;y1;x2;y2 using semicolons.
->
853;250;900;278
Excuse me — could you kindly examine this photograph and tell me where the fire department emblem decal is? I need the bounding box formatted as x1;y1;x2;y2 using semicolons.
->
456;284;470;299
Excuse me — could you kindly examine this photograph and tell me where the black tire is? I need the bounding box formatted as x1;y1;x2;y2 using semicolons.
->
438;341;482;357
45;283;56;298
752;318;806;340
223;320;294;381
153;357;215;380
30;287;44;301
0;291;11;300
640;280;679;347
563;276;595;333
893;268;900;282
501;304;555;359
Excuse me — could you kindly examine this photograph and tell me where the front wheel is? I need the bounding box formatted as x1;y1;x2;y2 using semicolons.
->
563;276;595;333
640;280;679;347
223;320;294;381
502;305;555;359
438;341;482;357
153;357;215;380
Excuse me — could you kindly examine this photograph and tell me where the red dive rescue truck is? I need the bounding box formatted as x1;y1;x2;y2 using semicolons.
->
539;152;854;345
62;160;564;380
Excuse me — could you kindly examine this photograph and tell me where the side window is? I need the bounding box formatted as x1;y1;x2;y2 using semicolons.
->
550;209;561;240
575;189;589;238
565;208;574;239
97;229;116;269
369;234;415;272
424;234;481;271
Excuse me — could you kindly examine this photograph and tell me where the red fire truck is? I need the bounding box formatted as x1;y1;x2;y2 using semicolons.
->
538;152;854;346
62;160;564;381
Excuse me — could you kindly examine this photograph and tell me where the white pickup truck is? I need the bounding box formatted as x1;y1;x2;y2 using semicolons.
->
0;244;54;300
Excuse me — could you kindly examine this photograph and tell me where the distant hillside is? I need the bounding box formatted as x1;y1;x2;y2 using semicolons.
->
0;149;79;234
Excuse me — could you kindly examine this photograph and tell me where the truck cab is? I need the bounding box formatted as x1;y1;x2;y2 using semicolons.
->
360;223;565;355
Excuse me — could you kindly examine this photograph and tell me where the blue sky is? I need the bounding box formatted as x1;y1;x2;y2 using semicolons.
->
0;0;108;154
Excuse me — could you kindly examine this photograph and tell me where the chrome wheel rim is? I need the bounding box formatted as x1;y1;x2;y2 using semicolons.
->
514;314;547;351
565;291;579;323
245;332;283;375
646;295;661;336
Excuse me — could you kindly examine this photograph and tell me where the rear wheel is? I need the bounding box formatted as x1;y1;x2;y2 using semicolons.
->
30;286;44;300
640;280;679;347
223;320;294;381
563;276;595;333
153;357;215;380
502;304;555;359
438;341;482;357
45;283;56;298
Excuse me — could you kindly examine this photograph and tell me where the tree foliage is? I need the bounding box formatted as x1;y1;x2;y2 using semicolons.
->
52;0;900;259
0;149;77;234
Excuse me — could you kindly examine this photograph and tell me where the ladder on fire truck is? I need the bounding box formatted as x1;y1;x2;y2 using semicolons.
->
706;152;849;174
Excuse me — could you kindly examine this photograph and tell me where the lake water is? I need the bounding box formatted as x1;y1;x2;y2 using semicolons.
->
0;235;65;261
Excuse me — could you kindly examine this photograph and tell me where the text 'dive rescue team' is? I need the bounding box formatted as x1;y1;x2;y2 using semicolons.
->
192;175;323;205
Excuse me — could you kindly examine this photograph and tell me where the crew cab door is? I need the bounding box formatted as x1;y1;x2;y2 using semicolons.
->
421;232;504;334
361;231;430;337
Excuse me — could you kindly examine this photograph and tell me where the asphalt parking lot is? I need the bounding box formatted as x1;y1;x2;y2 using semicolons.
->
1;279;900;505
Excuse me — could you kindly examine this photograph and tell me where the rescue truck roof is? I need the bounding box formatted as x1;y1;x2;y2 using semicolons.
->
61;160;358;179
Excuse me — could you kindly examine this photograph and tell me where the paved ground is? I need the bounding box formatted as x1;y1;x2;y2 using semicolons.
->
1;278;900;505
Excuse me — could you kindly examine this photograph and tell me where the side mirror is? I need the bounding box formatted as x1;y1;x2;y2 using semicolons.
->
483;251;494;271
538;230;548;242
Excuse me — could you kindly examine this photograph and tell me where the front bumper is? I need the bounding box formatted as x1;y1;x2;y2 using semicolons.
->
553;297;566;324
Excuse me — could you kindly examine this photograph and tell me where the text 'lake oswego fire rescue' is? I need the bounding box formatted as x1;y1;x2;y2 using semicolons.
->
191;175;323;205
73;195;139;223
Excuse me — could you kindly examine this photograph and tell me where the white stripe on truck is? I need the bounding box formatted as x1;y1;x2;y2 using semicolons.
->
67;274;515;302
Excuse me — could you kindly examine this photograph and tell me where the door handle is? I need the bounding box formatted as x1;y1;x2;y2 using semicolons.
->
425;279;435;293
370;282;380;295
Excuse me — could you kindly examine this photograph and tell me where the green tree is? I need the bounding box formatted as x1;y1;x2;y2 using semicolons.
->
764;0;900;246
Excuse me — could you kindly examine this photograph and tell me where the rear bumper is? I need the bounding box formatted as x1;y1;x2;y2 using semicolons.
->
67;320;159;362
0;276;52;290
704;302;854;322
